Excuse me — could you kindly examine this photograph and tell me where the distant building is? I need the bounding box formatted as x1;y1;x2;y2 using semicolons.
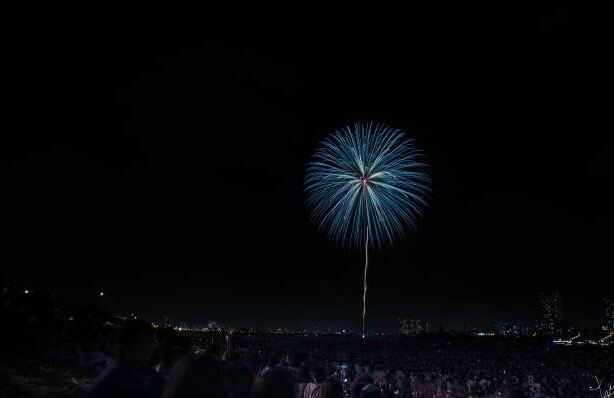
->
494;321;527;336
604;298;614;333
399;317;410;335
163;315;173;328
399;316;428;335
539;292;562;335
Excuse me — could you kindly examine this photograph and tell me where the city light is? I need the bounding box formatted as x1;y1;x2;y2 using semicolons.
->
553;333;581;345
23;289;29;294
99;291;105;297
600;332;614;345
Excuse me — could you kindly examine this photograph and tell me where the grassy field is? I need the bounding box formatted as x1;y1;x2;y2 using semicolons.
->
0;355;91;398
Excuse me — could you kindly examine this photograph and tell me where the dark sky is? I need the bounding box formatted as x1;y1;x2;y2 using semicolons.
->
2;9;613;331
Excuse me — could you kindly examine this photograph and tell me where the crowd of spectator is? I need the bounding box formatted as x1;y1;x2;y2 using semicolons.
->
1;284;612;398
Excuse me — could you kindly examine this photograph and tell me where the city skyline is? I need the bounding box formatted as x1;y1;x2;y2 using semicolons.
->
3;279;612;334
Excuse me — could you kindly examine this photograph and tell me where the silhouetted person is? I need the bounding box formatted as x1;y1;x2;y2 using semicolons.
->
89;319;156;398
303;366;326;398
224;361;255;398
251;366;296;398
350;374;374;398
202;342;225;358
163;354;228;398
153;327;190;378
295;366;312;398
359;384;380;398
318;377;343;398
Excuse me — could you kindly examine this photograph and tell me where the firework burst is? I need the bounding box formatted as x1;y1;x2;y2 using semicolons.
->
305;122;431;336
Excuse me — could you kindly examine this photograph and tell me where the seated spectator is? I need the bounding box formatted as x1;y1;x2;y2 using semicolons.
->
295;366;312;398
350;374;374;398
224;361;255;398
359;384;380;398
318;376;344;398
163;353;228;398
251;366;297;398
89;319;156;398
202;343;225;359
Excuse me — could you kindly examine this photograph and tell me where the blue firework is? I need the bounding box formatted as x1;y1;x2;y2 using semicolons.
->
305;122;431;251
305;122;430;336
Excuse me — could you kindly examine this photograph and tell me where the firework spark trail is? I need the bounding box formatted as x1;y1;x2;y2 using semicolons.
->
305;122;431;337
363;229;368;338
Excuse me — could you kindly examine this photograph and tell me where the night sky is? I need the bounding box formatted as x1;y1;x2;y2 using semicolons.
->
2;9;613;331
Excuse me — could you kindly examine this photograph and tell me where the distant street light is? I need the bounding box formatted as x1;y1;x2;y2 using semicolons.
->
99;291;105;297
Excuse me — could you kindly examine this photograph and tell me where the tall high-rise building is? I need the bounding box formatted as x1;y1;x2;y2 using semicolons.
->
539;292;562;335
604;298;614;333
399;317;410;335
